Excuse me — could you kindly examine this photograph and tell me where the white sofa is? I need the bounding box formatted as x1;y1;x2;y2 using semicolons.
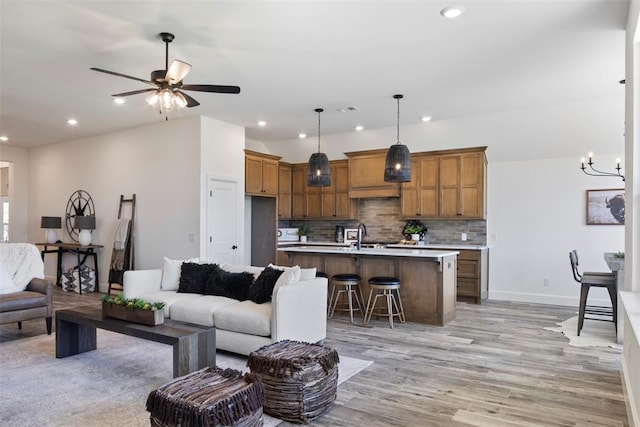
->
123;262;328;356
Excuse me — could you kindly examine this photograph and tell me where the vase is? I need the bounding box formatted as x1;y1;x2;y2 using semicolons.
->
300;236;307;243
411;234;420;241
102;303;164;326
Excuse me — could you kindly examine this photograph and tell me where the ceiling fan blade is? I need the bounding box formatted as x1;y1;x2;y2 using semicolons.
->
166;60;192;84
90;67;156;86
177;90;200;108
181;84;241;94
112;88;157;97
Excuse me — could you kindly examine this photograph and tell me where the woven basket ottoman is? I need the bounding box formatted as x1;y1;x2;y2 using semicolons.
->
146;367;264;427
247;340;339;424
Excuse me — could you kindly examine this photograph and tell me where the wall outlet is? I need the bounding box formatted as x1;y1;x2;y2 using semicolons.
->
543;278;550;287
461;233;467;241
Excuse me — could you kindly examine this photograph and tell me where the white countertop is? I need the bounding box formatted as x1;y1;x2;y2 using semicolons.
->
279;241;487;250
278;245;459;259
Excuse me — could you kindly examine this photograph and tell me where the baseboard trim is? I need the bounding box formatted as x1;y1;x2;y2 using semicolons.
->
621;356;639;427
488;290;612;307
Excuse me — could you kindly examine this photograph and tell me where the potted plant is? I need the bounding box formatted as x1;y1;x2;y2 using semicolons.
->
101;293;166;325
297;225;311;243
404;224;424;241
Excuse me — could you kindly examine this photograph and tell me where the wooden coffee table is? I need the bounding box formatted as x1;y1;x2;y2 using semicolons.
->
55;305;215;378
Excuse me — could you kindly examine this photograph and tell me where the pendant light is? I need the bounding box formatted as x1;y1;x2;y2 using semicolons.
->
307;108;331;187
384;94;411;182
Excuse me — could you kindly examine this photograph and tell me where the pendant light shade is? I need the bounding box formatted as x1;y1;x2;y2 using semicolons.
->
307;108;331;187
384;94;411;182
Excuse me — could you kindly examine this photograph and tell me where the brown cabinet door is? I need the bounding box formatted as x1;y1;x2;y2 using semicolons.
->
439;155;461;217
460;152;483;218
419;157;439;217
346;149;401;198
291;166;307;218
306;187;321;218
245;156;263;195
278;165;292;219
261;159;279;196
401;159;419;217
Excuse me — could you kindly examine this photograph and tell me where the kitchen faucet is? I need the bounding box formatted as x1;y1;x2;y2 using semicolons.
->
356;223;368;250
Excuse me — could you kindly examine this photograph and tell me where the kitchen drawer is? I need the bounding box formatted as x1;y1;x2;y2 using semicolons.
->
457;259;479;278
457;278;478;297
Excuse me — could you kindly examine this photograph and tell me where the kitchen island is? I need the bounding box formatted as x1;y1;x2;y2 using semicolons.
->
278;245;458;326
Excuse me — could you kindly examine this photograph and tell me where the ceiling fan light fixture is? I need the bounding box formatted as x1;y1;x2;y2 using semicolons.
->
307;108;331;187
384;94;411;183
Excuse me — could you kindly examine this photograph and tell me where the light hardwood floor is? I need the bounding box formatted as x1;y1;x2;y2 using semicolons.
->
1;287;629;426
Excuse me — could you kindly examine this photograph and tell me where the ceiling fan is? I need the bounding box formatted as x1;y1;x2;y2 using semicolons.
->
90;32;240;112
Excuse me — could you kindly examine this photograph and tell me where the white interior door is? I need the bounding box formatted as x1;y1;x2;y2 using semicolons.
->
207;178;239;264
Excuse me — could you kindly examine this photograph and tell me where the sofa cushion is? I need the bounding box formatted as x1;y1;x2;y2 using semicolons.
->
0;291;48;311
271;265;302;300
221;264;264;280
269;263;315;281
205;266;254;301
247;266;283;304
134;291;201;317
215;300;272;337
178;262;216;294
170;295;240;327
161;257;199;291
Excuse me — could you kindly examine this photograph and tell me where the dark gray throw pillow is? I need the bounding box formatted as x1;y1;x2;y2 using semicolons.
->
205;267;254;301
177;262;216;294
247;266;283;304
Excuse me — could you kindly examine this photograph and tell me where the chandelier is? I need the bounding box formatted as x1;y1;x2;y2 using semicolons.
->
580;152;625;182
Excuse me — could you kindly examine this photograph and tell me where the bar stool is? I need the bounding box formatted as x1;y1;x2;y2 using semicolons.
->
328;274;364;323
364;276;406;328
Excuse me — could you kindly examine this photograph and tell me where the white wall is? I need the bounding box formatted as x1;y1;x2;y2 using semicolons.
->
488;155;624;305
200;116;246;263
28;117;202;286
0;145;29;242
262;95;626;306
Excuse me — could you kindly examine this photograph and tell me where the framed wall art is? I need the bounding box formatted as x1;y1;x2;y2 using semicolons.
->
344;228;359;243
586;188;625;225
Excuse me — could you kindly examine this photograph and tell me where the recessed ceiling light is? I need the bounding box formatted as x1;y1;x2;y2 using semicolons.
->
113;97;126;104
421;116;432;122
440;6;465;18
67;119;78;125
257;121;267;127
355;126;364;131
0;136;8;142
298;133;307;139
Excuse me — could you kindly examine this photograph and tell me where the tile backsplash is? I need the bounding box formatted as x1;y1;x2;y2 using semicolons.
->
280;197;486;245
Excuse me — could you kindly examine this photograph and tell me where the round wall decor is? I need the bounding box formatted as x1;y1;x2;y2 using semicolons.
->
65;190;95;242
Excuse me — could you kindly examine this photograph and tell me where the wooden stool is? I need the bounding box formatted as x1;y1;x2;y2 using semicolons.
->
328;273;364;323
364;276;406;328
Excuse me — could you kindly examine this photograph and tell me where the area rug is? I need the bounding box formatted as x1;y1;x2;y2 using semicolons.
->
544;315;620;348
0;330;372;427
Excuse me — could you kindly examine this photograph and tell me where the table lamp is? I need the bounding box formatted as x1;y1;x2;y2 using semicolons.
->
74;215;96;246
41;216;62;244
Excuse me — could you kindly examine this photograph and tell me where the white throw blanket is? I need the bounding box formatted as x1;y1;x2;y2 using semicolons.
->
0;243;45;292
114;218;130;250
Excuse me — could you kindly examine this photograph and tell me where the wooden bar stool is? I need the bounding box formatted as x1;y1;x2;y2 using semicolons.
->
364;276;406;328
328;274;364;323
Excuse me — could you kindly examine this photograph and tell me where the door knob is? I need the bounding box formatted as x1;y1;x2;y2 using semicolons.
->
231;245;238;250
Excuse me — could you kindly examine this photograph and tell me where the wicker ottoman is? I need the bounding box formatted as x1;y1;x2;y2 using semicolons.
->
146;367;264;427
247;340;339;424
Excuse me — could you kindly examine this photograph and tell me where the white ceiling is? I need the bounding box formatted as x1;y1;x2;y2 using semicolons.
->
0;0;628;149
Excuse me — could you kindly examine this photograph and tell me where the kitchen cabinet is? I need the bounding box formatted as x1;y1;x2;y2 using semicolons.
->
401;146;486;219
455;248;488;304
400;155;439;218
245;150;280;197
278;163;292;219
346;149;401;198
291;161;357;220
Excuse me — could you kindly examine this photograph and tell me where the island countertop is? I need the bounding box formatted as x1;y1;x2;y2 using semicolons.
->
278;245;459;259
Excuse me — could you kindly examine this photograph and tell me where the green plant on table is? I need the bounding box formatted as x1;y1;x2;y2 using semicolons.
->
404;224;424;235
101;293;165;311
297;225;311;236
614;251;625;259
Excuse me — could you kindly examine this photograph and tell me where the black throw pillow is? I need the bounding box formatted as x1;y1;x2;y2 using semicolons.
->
247;266;283;304
177;262;217;294
205;267;254;301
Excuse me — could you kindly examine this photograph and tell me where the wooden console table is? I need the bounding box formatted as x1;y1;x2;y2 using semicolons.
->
37;242;103;293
